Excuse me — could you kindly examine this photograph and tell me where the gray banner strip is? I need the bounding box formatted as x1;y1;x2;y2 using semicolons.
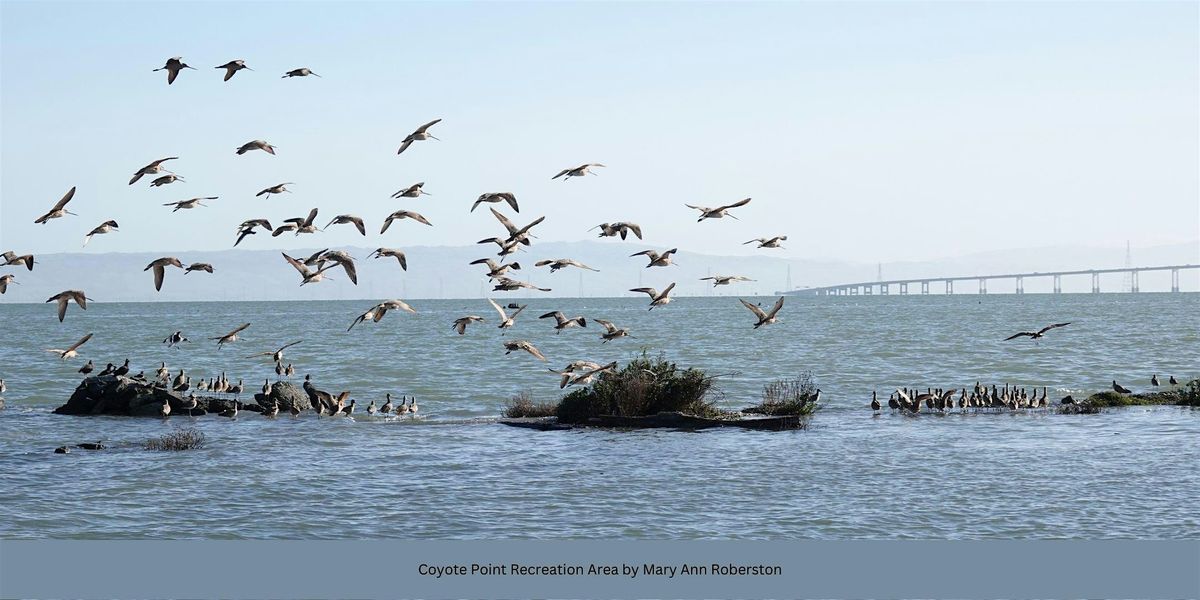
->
1;540;1197;599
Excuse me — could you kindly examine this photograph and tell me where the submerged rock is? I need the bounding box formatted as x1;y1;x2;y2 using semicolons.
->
54;446;69;454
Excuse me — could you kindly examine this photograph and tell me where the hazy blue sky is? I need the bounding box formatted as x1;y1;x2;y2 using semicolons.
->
2;1;1197;264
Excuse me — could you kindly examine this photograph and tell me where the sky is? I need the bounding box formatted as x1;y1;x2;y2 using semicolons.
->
1;1;1197;266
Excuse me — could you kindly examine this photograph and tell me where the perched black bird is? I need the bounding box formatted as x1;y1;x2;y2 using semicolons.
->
78;360;94;375
98;363;115;376
1112;380;1132;394
1060;395;1076;405
1151;374;1159;387
870;391;881;413
113;359;130;377
1169;375;1179;385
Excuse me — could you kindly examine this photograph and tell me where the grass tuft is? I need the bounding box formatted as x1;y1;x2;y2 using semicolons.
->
504;390;558;418
744;372;821;416
144;428;206;451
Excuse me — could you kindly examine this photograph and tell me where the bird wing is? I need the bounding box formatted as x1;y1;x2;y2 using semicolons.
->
1004;332;1035;341
625;223;643;239
415;118;441;134
69;290;88;310
490;207;518;235
1038;322;1071;335
149;157;178;168
740;299;768;319
765;297;785;319
510;216;545;239
55;295;69;322
454;319;468;335
551;169;571;180
539;311;565;323
487;297;508;319
630;250;653;258
594;318;617;333
396;139;414;155
338;260;358;285
629;287;658;299
717;197;752;211
278;340;303;352
67;333;94;352
227;323;251;336
499;193;519;212
535;260;554;267
564;259;598;271
349;216;365;235
152;265;165;291
522;343;547;361
263;143;276;155
302;208;319;227
223;67;235;81
685;204;710;212
281;253;311;276
659;282;676;297
406;211;433;226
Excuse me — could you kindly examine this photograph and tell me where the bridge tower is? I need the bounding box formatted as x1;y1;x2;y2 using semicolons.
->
1122;241;1133;293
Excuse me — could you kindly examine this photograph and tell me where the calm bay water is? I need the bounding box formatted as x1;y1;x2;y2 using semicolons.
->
0;294;1197;539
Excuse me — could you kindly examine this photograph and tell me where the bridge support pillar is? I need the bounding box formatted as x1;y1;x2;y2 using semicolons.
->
1131;270;1139;293
920;281;928;295
1053;275;1061;294
1172;268;1180;293
945;280;953;294
849;286;858;295
899;282;908;295
880;283;889;295
978;278;988;294
1091;272;1100;293
863;284;872;295
1016;276;1024;294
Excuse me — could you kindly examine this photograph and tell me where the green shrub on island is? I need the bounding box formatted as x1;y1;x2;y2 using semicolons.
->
555;353;720;424
504;390;558;418
144;428;206;451
743;372;821;416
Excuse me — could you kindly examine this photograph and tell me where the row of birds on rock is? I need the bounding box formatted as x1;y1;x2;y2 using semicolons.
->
870;376;1183;413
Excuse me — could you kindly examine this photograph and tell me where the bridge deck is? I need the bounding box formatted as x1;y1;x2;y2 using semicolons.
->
782;264;1198;295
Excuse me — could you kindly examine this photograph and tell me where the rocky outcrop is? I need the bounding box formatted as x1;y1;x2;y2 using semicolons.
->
253;381;311;412
54;375;247;417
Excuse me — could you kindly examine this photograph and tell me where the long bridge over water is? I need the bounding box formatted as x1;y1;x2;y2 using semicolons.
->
781;264;1199;296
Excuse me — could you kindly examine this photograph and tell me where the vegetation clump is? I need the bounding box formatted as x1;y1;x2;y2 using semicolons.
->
144;428;206;451
504;390;558;418
1085;379;1200;408
555;353;719;424
743;372;821;416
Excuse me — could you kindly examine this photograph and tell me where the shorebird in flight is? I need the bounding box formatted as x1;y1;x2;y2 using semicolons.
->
282;252;337;286
701;275;754;287
1004;322;1071;342
686;197;751;221
534;258;598;273
549;360;604;388
745;235;787;249
129;157;178;185
452;315;485;335
281;208;320;236
154;57;195;85
539;311;587;333
256;183;293;199
213;323;250;348
471;258;519;280
561;361;618;388
590;222;642;240
236;140;276;155
631;248;678;268
163;197;217;212
144;257;184;291
0;274;15;294
283;67;321;78
34;187;77;224
163;331;189;348
369;248;408;271
347;300;417;331
594;319;632;343
391;182;430;198
1;251;35;271
247;340;303;363
315;250;358;285
184;262;214;274
83;220;119;246
492;277;550;292
740;297;784;329
397;118;442;154
552;163;605;180
46;333;93;360
325;214;366;236
46;290;89;322
149;174;184;187
380;210;433;233
503;340;546;361
215;60;252;81
477;237;523;257
490;208;544;246
471;192;518;213
488;298;525;329
630;283;675;310
234;221;271;246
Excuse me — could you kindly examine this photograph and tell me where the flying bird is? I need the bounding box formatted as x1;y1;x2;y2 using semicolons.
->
153;57;195;85
552;163;605;180
236;140;277;155
129;157;178;185
34;187;77;224
1;251;35;271
452;315;485;335
0;274;15;294
380;210;433;233
561;361;618;388
212;323;251;348
503;340;546;361
163;197;216;212
492;277;550;292
144;257;184;291
347;300;417;331
630;283;676;310
246;340;303;363
471;192;518;213
539;311;587;333
391;182;430;198
594;319;632;343
489;208;544;245
215;59;252;81
324;214;366;236
282;252;337;286
163;331;189;348
256;183;294;198
1004;322;1071;341
745;235;787;249
45;333;93;360
534;258;598;273
477;237;524;257
282;67;321;78
701;275;754;286
368;248;408;271
397;118;442;154
149;174;184;187
281;208;320;236
686;197;751;221
315;250;358;285
630;248;678;268
488;298;525;329
83;220;119;246
184;262;214;274
46;290;89;322
740;297;785;329
470;258;519;280
590;222;642;240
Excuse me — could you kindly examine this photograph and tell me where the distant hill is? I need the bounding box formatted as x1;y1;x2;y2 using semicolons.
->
1;240;1195;302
